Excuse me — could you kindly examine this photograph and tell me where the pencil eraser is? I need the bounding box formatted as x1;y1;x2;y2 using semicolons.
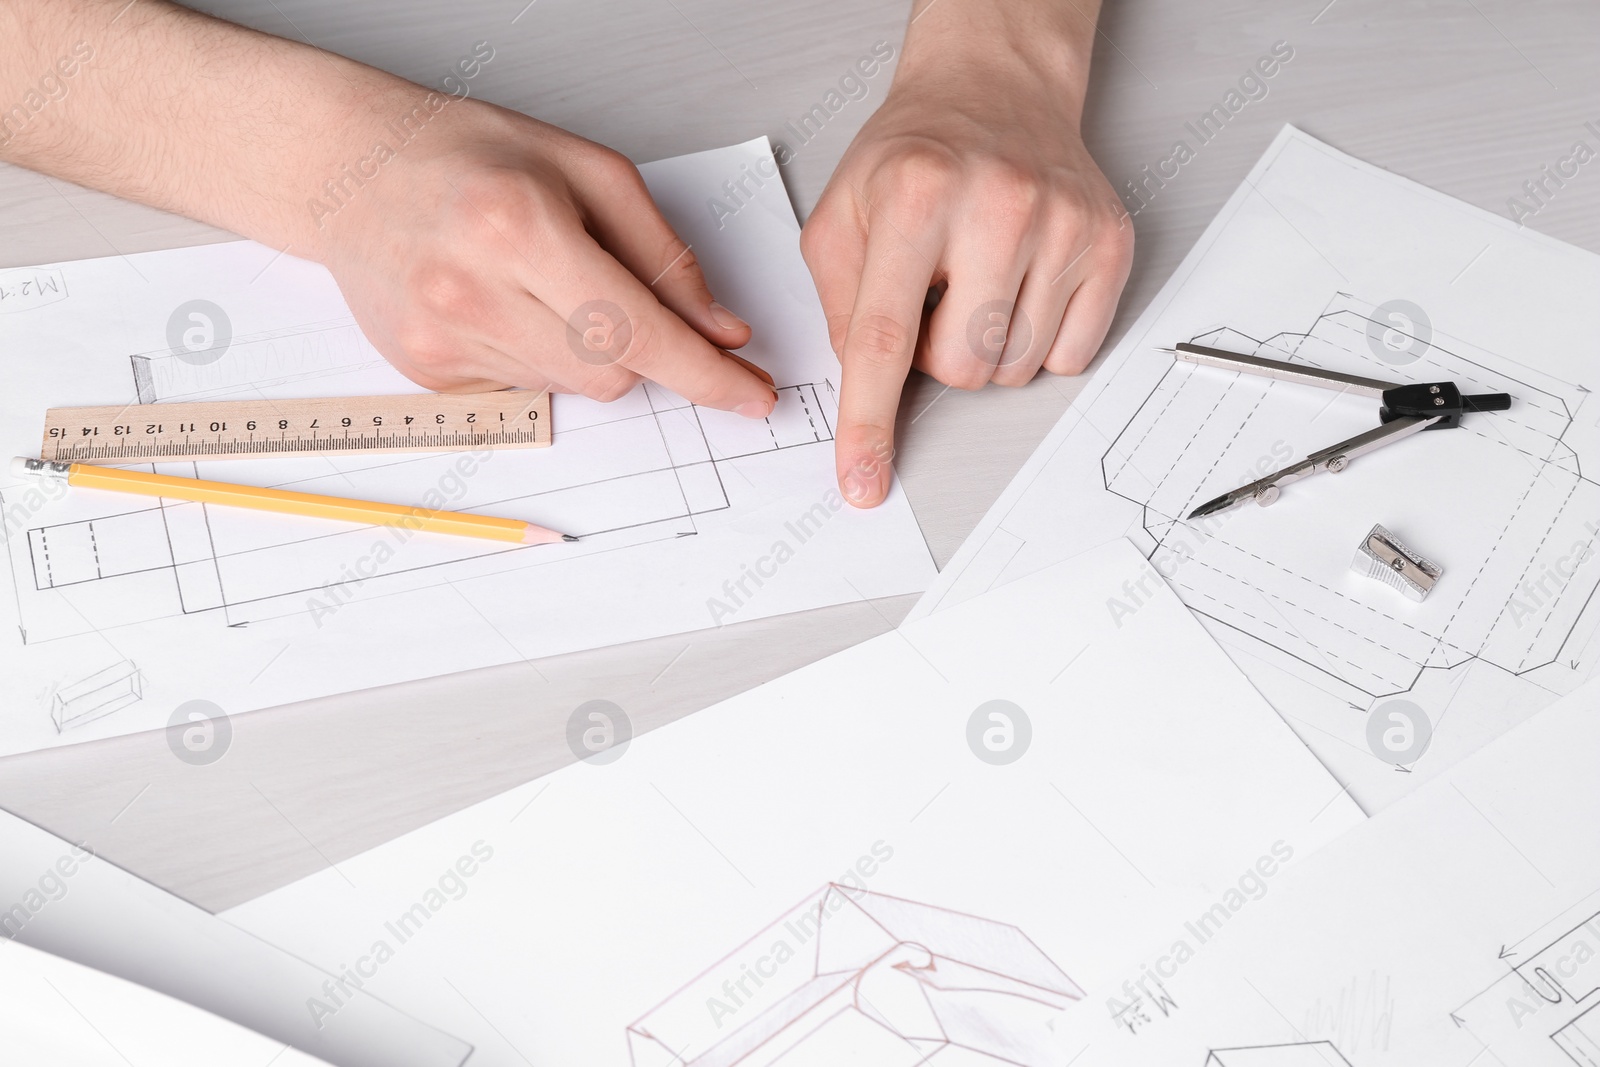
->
10;457;37;478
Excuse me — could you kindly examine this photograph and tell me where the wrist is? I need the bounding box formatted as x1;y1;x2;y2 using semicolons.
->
895;0;1095;122
288;79;462;258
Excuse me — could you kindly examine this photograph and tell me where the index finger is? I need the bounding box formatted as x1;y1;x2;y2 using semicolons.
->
835;224;940;507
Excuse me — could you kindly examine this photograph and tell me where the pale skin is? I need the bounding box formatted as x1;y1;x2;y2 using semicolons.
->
0;0;1130;508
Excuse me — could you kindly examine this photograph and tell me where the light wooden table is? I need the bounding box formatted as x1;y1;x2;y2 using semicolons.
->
2;0;1596;912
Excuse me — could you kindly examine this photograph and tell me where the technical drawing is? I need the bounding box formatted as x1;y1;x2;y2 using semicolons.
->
1508;906;1600;1065
1555;1001;1600;1065
0;143;940;757
1205;1041;1354;1066
626;884;1082;1067
1101;292;1600;700
1450;901;1600;1063
5;320;838;642
50;658;143;731
1518;909;1600;1006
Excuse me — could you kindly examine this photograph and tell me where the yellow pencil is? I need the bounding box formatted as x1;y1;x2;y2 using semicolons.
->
10;457;576;546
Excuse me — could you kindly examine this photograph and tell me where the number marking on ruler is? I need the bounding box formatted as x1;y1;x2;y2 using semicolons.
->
41;391;551;462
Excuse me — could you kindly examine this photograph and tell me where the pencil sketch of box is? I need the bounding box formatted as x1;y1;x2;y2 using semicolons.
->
627;884;1084;1067
51;659;144;732
1206;1041;1353;1066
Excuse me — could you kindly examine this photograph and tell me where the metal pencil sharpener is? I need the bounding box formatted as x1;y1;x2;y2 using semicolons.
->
1352;524;1440;602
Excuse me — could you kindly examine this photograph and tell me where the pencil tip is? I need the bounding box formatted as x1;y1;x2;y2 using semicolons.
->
522;527;578;545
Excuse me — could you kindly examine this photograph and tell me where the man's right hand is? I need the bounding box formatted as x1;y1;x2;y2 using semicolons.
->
314;100;777;414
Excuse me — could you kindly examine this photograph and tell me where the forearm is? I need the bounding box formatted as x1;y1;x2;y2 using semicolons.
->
0;0;437;257
897;0;1098;125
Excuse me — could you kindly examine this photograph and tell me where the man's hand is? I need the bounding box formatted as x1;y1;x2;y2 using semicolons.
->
317;103;776;413
801;0;1132;507
0;0;777;417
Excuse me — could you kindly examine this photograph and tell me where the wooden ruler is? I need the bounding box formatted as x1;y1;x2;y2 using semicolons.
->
40;391;551;463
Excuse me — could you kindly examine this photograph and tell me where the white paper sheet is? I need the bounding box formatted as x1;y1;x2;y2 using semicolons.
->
0;137;935;756
3;936;340;1067
0;807;472;1067
224;538;1365;1067
1048;677;1600;1066
909;126;1600;812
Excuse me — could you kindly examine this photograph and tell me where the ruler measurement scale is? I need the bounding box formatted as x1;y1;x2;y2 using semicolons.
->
40;391;551;462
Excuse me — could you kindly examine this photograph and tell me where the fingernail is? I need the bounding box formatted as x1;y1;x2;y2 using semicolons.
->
842;456;891;507
736;397;774;419
709;302;748;331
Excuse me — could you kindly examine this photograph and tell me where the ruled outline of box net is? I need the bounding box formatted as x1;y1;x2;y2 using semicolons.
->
4;320;836;643
1100;293;1599;698
1451;898;1600;1065
1512;905;1600;1066
1555;1001;1600;1066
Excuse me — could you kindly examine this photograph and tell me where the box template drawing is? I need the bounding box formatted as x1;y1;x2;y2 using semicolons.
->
627;885;1084;1067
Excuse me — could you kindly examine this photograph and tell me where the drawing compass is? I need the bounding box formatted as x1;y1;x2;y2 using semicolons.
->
1166;343;1513;519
